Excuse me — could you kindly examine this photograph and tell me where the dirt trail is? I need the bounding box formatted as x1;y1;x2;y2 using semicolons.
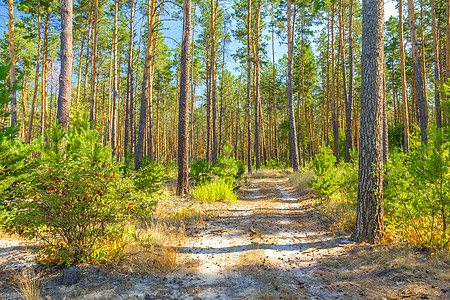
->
162;171;355;299
1;171;448;299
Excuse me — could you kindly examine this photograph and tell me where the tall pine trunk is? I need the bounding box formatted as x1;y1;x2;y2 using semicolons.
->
57;0;73;130
176;0;192;195
399;0;410;151
407;0;427;144
90;0;98;124
246;0;252;173
287;0;300;171
135;0;156;170
125;0;135;160
27;3;41;141
352;0;384;244
254;0;261;169
431;0;441;128
8;0;16;127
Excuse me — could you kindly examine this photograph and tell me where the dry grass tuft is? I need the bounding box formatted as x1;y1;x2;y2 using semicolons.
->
121;219;185;274
316;195;356;234
288;169;314;192
328;245;450;282
14;269;43;300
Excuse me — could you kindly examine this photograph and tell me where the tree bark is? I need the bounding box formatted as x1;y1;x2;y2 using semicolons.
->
344;0;353;163
27;2;41;141
8;0;17;127
90;0;98;124
399;0;410;151
431;0;441;128
135;0;156;170
271;19;278;163
40;13;49;136
254;0;261;169
57;0;73;131
211;0;218;164
287;0;300;171
111;0;119;156
190;4;196;160
177;0;191;195
352;0;384;244
125;0;135;160
331;3;340;163
246;0;253;173
407;0;428;144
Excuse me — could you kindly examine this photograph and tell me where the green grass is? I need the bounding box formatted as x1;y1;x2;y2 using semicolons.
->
192;179;237;203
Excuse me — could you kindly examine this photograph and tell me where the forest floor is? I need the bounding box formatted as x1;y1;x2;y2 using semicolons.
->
1;169;449;299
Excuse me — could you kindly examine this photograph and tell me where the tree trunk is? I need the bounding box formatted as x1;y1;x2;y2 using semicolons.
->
446;0;450;125
125;0;135;160
407;0;428;144
211;0;218;164
21;78;27;141
111;0;119;156
254;0;261;169
27;3;41;141
8;0;17;127
352;0;384;244
419;2;428;123
40;13;49;136
177;0;192;195
287;0;300;171
190;4;196;160
82;9;93;105
246;0;252;173
331;3;340;164
147;31;158;162
399;0;410;151
135;0;156;170
344;0;353;163
271;20;278;163
431;0;441;128
219;25;226;157
90;0;98;124
57;0;72;131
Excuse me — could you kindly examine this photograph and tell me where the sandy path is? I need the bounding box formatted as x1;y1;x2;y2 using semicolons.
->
123;173;355;299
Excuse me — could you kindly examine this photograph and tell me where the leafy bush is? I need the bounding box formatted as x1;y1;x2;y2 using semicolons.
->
192;179;237;203
190;155;245;188
388;123;405;151
211;156;245;184
189;158;211;185
308;146;343;200
10;115;155;265
385;128;449;249
133;159;165;194
340;148;359;201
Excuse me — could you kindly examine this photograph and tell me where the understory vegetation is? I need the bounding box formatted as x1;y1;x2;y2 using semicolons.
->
290;127;449;250
0;109;243;267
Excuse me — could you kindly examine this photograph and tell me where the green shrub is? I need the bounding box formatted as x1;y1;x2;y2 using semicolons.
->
340;148;359;201
190;155;245;188
211;156;245;184
10;115;155;265
308;146;343;200
133;159;165;194
385;128;449;249
189;158;212;185
192;179;237;203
